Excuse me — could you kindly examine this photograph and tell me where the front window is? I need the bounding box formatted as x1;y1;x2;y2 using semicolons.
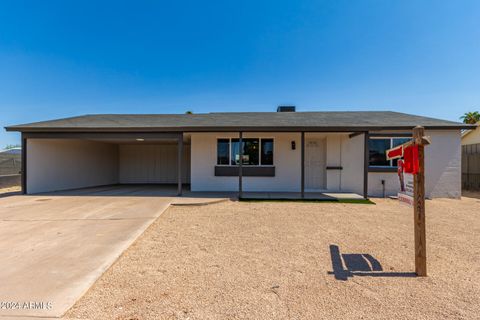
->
261;139;274;165
369;137;410;167
217;138;274;166
230;139;259;165
217;139;230;165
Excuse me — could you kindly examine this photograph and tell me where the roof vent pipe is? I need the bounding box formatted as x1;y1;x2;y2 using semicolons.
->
277;106;296;112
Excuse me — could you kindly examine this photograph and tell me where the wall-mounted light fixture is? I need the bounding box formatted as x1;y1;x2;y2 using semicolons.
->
291;141;296;150
136;138;145;141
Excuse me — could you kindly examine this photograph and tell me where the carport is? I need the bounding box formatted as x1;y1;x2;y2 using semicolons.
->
21;132;189;195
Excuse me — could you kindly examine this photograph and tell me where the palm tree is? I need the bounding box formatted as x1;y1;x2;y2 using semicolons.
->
460;111;480;124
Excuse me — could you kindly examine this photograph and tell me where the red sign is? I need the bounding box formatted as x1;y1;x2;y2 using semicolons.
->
403;145;419;174
386;145;403;160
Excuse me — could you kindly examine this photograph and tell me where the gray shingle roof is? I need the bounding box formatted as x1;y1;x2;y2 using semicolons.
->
5;111;472;132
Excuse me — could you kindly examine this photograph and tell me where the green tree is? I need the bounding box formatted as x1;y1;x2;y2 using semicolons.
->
185;110;193;114
460;111;480;124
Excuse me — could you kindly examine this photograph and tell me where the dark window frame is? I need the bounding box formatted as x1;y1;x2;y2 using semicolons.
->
230;138;260;165
216;137;275;167
261;138;274;166
368;137;410;168
216;138;230;165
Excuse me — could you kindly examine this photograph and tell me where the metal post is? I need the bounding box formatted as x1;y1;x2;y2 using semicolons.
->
177;133;183;196
301;132;305;199
21;134;27;195
466;146;469;190
363;132;369;199
413;126;427;276
239;132;243;198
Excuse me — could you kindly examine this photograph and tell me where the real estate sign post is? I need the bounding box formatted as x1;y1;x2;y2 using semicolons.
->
413;126;428;277
386;125;430;276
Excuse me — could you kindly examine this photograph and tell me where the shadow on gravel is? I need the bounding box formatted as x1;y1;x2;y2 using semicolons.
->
328;244;416;281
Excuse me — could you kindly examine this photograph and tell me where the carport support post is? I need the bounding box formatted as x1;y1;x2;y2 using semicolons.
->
238;132;243;198
177;133;183;196
413;126;427;276
363;132;369;199
301;132;305;199
21;133;27;195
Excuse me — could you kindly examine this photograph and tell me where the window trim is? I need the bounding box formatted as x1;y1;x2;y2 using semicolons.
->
216;137;275;167
368;137;410;168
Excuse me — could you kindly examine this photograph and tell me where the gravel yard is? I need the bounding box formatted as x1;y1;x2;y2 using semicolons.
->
67;196;480;320
0;185;20;197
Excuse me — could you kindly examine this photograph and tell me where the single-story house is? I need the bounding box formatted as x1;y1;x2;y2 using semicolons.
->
5;107;473;199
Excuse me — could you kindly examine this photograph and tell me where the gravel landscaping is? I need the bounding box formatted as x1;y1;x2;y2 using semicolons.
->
66;196;480;320
0;185;20;197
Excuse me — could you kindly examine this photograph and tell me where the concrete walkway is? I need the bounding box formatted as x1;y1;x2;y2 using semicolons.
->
0;187;181;318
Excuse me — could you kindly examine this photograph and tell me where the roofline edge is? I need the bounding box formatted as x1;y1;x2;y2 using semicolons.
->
5;124;475;133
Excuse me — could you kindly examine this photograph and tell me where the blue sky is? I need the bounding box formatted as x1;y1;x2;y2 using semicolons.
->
1;0;479;147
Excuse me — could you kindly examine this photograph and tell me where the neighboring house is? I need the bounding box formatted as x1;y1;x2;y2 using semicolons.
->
461;121;480;145
4;108;472;198
461;122;480;190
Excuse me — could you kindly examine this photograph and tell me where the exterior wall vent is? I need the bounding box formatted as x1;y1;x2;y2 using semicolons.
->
277;106;296;112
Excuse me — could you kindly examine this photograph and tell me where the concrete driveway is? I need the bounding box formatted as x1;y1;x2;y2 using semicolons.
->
0;186;173;318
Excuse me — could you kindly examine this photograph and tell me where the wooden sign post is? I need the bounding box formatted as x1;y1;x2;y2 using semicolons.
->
387;126;430;276
413;126;429;276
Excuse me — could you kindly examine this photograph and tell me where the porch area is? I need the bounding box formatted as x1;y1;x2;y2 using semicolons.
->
240;191;365;201
190;131;370;199
38;184;365;202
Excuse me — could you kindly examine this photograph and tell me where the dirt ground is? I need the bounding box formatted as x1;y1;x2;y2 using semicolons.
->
66;196;480;320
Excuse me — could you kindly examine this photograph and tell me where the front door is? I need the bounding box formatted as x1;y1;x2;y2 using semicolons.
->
305;138;326;190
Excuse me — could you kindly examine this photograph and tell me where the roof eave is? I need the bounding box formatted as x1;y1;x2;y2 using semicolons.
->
5;124;474;133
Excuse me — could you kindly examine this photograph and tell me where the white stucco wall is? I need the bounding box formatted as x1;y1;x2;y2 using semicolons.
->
190;130;460;198
27;139;118;194
190;132;365;194
368;173;399;198
339;134;365;195
119;144;190;184
367;130;461;198
310;132;364;194
190;132;301;192
325;134;342;190
424;130;461;198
